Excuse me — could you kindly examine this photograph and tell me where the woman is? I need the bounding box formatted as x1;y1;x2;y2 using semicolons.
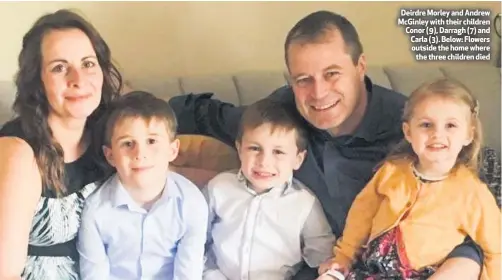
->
0;9;122;279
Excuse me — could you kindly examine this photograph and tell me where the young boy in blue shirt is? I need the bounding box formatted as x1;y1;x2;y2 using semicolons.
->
77;91;208;280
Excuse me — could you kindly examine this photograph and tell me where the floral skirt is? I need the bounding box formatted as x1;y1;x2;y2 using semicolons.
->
346;227;436;280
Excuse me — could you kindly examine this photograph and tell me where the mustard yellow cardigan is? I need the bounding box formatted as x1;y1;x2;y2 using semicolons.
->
333;159;501;280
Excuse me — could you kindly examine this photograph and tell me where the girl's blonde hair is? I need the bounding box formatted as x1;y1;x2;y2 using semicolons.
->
386;78;483;172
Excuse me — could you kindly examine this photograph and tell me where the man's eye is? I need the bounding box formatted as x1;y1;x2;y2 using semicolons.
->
273;150;285;155
296;77;310;86
326;71;339;78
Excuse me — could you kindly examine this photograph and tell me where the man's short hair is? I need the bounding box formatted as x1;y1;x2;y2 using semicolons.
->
284;10;363;65
103;91;178;146
236;99;308;152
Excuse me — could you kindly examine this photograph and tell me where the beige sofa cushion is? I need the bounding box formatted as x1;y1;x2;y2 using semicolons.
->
172;135;239;188
234;71;288;105
383;66;445;96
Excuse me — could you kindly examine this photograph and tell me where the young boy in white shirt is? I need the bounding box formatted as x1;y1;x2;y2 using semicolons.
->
203;99;336;280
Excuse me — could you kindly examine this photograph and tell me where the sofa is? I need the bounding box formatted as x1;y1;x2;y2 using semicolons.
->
0;64;500;188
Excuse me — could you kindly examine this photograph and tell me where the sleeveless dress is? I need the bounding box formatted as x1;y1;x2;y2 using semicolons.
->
0;118;104;280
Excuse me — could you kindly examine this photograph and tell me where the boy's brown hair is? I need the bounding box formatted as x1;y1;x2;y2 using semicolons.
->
103;91;178;147
236;99;308;152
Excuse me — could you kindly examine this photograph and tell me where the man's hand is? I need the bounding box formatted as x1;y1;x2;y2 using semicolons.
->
318;257;349;276
428;257;480;280
316;268;347;280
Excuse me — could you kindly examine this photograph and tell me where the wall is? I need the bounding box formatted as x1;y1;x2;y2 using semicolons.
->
0;1;500;83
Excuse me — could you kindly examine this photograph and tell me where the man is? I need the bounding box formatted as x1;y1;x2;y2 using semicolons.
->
169;10;490;280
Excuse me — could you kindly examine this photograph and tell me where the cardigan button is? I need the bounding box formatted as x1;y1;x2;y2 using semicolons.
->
406;202;412;207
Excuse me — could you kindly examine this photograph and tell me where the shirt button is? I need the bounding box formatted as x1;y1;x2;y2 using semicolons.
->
406;202;412;207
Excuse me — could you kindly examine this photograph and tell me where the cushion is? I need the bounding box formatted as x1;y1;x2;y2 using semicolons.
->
172;135;240;187
234;71;288;105
383;65;445;96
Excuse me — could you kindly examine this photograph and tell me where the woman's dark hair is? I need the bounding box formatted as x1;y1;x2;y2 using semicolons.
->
13;9;122;195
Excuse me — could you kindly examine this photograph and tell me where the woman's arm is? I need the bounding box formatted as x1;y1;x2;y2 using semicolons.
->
0;137;42;279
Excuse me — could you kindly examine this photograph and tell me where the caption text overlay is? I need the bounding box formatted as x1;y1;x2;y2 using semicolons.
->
398;8;492;61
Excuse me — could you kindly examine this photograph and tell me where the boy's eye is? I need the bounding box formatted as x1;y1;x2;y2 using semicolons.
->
148;138;157;144
248;146;260;151
446;123;457;129
121;141;133;148
419;122;432;128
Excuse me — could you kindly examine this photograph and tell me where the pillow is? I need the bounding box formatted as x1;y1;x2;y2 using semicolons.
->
172;135;240;187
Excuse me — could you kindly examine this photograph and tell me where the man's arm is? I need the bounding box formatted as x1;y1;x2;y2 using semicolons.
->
167;85;294;148
168;93;244;147
77;200;110;280
173;189;209;280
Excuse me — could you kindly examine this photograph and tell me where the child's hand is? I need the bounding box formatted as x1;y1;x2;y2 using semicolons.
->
318;257;349;276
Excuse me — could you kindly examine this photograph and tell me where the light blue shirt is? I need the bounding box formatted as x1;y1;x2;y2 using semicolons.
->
77;171;208;280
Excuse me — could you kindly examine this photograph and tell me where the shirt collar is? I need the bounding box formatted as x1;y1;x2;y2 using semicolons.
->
352;76;379;141
236;169;296;196
109;172;181;209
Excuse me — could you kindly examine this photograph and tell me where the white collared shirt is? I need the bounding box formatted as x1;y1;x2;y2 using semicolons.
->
203;170;336;280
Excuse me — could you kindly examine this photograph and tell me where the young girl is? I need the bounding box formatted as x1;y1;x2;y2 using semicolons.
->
319;78;501;280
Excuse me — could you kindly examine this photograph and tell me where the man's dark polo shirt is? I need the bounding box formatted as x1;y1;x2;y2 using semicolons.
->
169;76;481;264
